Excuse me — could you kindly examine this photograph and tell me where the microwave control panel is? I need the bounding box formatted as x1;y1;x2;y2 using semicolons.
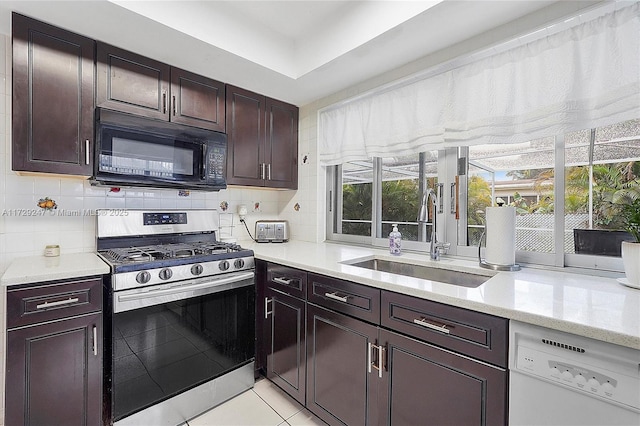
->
207;142;226;182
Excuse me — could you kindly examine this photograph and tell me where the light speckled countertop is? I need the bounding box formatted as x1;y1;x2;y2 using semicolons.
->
247;241;640;350
1;253;110;286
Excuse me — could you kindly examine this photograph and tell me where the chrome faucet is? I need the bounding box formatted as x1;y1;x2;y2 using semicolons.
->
418;188;450;260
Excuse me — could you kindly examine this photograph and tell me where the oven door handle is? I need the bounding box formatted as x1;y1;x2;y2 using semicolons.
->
117;271;255;302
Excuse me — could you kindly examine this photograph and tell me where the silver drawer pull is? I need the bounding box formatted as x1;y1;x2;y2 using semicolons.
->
92;325;98;356
413;318;450;334
324;292;349;303
273;277;294;286
36;297;79;310
265;297;273;319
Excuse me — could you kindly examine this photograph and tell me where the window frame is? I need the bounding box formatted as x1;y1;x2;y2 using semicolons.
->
326;130;630;273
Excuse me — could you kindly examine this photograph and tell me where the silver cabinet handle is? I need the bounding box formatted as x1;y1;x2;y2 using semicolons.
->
413;318;450;334
261;163;266;180
92;325;98;356
265;297;273;319
267;163;271;180
273;277;291;285
324;292;349;303
368;342;384;378
85;140;90;165
36;297;79;310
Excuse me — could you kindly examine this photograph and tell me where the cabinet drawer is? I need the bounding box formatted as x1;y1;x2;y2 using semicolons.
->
7;277;103;329
381;291;507;367
267;263;307;299
307;273;380;324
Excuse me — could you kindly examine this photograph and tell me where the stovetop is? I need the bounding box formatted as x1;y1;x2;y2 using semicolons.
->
99;241;253;273
96;209;254;274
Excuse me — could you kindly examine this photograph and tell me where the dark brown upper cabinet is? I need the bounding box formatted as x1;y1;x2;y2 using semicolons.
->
226;85;298;189
97;43;225;132
12;13;95;176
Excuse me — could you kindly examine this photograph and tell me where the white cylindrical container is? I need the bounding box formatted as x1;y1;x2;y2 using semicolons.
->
485;207;516;266
44;244;60;257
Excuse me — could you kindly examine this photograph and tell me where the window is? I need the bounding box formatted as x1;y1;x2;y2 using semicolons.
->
327;119;640;272
565;119;640;257
330;152;439;248
339;161;373;237
463;138;555;254
381;153;438;242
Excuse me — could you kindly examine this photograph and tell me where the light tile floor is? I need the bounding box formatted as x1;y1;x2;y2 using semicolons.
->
188;378;326;426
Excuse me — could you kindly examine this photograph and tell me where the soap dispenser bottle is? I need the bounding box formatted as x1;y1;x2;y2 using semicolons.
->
389;224;402;255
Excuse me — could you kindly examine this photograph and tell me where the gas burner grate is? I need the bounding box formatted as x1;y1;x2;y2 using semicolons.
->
101;241;245;265
105;247;160;263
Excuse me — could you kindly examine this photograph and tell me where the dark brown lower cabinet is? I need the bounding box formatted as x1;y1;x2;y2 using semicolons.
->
6;312;103;426
259;263;508;426
306;304;379;426
264;287;306;405
378;329;507;426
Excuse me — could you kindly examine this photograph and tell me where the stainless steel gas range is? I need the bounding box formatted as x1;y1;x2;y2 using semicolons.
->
97;209;255;426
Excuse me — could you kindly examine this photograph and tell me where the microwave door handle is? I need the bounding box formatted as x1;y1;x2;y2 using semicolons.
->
201;144;207;180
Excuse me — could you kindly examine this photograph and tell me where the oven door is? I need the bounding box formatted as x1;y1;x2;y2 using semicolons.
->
110;271;255;422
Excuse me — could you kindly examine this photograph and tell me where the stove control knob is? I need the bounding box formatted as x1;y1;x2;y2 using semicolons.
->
588;377;601;391
602;381;614;395
191;264;204;276
234;259;245;269
219;260;230;271
136;271;151;284
561;370;574;381
159;268;173;280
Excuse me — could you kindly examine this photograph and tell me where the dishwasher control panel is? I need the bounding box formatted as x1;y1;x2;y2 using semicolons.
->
511;321;640;412
515;346;638;409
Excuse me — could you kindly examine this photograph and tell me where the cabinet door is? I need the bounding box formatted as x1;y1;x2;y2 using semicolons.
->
12;13;94;175
264;288;306;405
170;68;225;132
225;85;265;186
379;329;507;426
306;304;379;426
265;98;298;189
6;312;103;426
97;43;170;120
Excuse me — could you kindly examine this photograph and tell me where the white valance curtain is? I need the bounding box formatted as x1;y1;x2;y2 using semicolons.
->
319;3;640;166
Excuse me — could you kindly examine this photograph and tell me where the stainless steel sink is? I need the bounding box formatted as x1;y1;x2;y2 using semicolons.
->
348;258;490;288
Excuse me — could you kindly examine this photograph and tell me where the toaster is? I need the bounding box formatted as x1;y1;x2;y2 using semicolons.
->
255;220;289;243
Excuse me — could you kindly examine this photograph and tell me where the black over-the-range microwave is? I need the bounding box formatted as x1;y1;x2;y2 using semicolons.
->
91;108;227;191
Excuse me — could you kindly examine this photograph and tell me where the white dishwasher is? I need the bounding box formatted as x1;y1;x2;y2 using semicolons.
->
509;321;640;426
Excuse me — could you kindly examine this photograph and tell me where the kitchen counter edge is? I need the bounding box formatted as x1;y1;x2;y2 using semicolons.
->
1;253;110;286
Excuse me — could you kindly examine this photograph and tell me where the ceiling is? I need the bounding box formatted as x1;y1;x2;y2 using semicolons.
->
0;1;599;106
